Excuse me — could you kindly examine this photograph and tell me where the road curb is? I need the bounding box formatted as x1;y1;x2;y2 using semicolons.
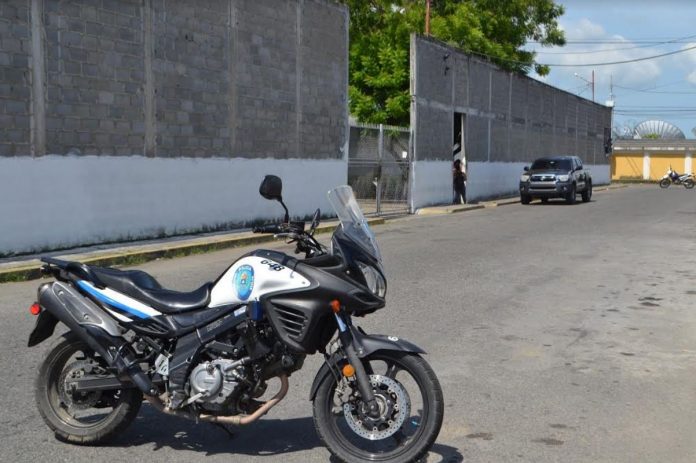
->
0;218;385;284
416;204;485;215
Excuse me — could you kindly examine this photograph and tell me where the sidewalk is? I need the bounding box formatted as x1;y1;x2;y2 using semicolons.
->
415;183;627;215
0;184;629;283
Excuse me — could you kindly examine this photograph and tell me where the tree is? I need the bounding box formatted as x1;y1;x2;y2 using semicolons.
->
346;0;565;125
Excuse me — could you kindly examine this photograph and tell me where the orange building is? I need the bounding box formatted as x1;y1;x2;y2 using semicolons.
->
611;140;695;181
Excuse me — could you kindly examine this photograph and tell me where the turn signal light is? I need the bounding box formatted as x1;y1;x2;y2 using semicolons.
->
29;303;41;316
329;299;341;313
342;364;355;377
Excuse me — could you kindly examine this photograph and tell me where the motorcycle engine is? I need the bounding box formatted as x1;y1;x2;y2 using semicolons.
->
188;359;246;407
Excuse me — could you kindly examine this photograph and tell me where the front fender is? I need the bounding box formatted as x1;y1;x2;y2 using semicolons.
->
309;326;426;401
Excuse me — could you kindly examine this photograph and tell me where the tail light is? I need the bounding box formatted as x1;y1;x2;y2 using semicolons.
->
29;303;41;316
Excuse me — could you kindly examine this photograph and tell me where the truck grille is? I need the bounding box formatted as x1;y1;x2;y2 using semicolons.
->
531;174;556;182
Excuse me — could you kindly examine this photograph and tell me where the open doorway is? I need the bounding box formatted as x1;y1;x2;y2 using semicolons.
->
453;112;467;204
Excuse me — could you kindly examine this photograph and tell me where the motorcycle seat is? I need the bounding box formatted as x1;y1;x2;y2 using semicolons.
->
88;266;212;314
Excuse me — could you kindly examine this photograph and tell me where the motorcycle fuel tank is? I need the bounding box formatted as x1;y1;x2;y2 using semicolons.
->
209;254;311;307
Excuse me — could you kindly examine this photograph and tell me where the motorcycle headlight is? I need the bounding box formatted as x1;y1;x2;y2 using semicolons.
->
520;174;530;182
557;174;569;182
357;262;386;298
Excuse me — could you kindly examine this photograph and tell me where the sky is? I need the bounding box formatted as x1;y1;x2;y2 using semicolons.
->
525;0;696;138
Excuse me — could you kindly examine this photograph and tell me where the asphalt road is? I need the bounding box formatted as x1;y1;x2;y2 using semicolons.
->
2;185;696;463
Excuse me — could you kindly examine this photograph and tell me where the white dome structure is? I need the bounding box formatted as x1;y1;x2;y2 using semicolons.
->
633;120;685;139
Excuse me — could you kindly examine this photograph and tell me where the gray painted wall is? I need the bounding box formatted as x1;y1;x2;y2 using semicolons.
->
0;0;348;255
0;0;347;159
411;35;612;165
410;35;612;206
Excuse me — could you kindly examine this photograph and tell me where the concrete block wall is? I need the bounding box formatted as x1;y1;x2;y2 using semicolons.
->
410;35;612;208
43;0;146;156
0;0;348;255
0;1;32;156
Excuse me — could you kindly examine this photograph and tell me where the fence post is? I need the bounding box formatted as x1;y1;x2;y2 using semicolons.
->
375;123;384;215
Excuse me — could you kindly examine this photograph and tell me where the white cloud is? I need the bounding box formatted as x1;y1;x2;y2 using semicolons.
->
687;70;696;86
532;18;666;91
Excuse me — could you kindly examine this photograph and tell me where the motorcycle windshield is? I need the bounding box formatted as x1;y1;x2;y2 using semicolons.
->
327;185;382;262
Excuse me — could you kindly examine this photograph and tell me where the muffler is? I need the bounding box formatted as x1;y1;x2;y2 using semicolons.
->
38;282;156;396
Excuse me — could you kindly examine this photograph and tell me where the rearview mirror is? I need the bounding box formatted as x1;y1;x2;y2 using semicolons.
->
259;175;283;201
523;166;529;172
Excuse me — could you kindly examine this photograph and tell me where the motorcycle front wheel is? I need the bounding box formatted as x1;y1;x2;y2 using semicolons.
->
659;178;671;188
313;351;444;463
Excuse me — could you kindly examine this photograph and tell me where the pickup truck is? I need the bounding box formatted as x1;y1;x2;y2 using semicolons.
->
519;156;592;205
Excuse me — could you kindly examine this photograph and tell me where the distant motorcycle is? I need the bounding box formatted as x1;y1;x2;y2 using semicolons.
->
659;167;694;189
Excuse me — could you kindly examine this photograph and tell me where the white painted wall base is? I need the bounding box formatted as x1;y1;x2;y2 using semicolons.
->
410;161;612;208
410;160;452;210
466;162;528;202
0;156;347;255
587;164;610;186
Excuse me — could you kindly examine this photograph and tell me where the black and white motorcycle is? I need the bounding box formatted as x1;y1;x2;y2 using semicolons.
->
27;176;443;463
659;166;694;189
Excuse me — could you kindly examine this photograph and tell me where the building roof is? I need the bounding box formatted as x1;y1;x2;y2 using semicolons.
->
613;139;696;152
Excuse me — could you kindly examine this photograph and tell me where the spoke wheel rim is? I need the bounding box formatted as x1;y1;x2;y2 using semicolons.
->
325;355;429;461
46;344;121;429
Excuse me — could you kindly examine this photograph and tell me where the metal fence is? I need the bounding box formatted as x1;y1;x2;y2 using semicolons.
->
348;123;411;216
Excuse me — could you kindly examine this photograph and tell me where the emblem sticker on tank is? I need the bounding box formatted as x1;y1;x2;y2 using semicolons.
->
234;265;254;301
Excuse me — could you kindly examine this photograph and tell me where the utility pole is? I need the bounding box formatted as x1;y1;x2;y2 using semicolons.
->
592;69;595;102
425;0;431;36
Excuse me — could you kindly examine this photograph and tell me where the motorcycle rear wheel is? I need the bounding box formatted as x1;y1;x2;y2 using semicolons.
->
313;351;443;463
35;332;142;444
684;179;695;189
659;178;671;188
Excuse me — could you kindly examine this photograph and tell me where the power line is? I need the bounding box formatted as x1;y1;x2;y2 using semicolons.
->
527;39;696;44
613;83;696;95
466;44;696;67
530;34;696;55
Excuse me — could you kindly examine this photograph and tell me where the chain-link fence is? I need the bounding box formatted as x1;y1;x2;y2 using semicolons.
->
348;123;411;216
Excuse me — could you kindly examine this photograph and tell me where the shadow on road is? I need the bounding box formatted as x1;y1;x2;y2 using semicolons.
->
110;405;322;456
106;404;464;461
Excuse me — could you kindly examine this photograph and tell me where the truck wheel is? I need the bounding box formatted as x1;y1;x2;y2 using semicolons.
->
581;182;592;202
520;194;531;205
565;184;576;205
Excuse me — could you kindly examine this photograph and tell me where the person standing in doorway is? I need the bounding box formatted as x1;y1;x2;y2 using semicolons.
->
453;159;466;204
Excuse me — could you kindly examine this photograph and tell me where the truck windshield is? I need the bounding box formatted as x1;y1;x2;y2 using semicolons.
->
531;159;572;171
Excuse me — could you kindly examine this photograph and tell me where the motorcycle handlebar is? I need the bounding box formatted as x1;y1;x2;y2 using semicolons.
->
253;224;283;234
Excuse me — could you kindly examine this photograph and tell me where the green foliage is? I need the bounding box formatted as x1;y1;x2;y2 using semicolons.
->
346;0;565;125
642;133;661;139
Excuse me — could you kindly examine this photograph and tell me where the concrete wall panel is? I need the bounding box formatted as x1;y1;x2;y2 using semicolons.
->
0;0;32;156
411;35;611;203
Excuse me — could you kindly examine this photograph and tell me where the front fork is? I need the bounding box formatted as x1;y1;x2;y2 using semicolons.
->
333;311;379;414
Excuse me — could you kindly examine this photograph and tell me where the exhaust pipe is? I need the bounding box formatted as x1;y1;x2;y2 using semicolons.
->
146;374;289;425
38;282;157;396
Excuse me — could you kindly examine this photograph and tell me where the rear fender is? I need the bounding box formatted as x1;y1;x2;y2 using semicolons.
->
27;311;59;347
309;325;426;401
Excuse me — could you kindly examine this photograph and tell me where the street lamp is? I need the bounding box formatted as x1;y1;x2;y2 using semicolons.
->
574;71;595;102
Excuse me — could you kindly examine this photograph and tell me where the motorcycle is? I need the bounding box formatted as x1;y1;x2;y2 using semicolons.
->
659;167;694;189
27;175;443;463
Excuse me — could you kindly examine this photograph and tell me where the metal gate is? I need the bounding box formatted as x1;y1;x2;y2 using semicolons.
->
348;123;411;216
